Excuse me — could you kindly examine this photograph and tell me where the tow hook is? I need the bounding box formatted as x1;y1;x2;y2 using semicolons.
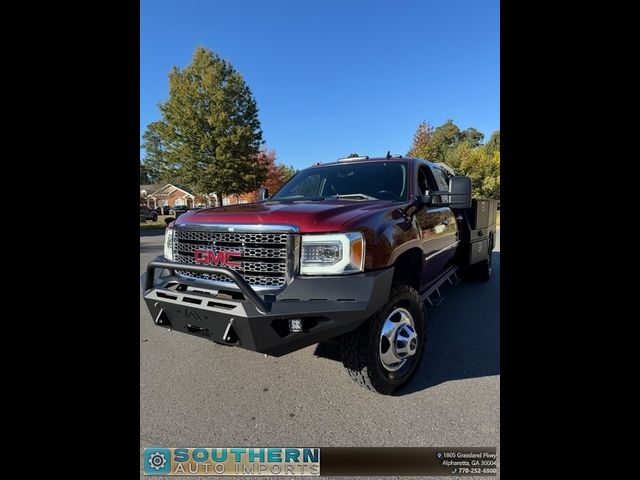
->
222;318;239;344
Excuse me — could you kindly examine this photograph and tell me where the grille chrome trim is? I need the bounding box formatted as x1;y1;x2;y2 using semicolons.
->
173;223;299;233
172;224;296;291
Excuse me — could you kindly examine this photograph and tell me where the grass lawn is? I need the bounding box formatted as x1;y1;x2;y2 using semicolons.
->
140;215;173;230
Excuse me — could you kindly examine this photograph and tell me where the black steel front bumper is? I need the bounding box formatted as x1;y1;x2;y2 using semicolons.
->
141;257;394;356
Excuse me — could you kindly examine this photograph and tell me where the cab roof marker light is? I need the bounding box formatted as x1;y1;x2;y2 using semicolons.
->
337;156;369;162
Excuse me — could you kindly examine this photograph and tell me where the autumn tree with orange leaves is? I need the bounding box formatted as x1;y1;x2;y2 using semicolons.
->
258;149;297;195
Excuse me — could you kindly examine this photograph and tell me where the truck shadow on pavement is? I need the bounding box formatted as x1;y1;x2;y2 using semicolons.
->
314;252;500;395
140;229;166;237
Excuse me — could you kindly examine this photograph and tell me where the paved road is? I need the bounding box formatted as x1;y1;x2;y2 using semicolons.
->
140;230;500;478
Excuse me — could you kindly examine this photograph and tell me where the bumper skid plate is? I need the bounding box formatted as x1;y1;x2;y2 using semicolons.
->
142;257;393;357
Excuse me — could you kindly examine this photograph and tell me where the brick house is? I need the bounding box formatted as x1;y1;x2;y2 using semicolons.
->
141;183;261;209
143;184;197;209
220;191;258;206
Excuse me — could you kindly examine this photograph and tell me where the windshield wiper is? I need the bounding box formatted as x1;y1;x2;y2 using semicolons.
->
266;195;326;202
331;193;378;200
267;193;379;202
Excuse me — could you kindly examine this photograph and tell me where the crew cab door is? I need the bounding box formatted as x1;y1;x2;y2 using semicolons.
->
415;164;459;288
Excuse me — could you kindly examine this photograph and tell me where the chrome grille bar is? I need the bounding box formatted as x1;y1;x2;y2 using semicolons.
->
172;226;294;289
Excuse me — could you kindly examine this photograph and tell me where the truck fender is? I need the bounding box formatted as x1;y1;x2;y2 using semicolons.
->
386;238;423;267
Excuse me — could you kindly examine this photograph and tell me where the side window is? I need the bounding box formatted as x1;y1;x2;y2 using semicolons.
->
417;166;432;195
431;167;450;203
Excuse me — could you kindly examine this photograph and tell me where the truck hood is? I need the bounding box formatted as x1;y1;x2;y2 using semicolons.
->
175;200;393;233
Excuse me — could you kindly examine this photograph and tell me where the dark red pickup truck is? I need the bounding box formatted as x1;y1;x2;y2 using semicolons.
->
142;155;497;394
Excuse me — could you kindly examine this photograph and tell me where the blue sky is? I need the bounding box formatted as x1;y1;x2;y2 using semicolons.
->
141;0;499;170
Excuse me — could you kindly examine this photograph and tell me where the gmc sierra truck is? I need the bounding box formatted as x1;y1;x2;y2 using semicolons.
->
142;155;498;394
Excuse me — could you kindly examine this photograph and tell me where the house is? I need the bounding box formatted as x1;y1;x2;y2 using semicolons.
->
140;183;262;210
220;191;258;206
140;184;159;199
144;184;197;209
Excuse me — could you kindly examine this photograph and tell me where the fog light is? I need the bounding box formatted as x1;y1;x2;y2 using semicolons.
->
288;318;303;333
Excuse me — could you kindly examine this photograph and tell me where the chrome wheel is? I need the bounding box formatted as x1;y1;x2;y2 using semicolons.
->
379;307;418;372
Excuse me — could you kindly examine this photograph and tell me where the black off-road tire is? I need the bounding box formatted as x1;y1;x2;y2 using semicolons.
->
340;284;426;394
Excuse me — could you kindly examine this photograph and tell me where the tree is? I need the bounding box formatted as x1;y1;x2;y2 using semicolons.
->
347;153;361;158
435;119;462;146
408;119;462;162
140;161;152;184
141;121;174;183
485;130;500;155
459;127;484;147
429;119;462;162
142;46;266;205
275;164;297;188
407;121;434;159
445;141;500;199
259;149;297;194
408;120;500;200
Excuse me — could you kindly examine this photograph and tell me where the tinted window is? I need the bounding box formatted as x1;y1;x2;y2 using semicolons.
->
431;167;450;203
417;166;431;195
272;162;408;201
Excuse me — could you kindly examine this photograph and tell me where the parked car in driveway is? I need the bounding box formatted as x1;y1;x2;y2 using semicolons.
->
170;205;190;218
154;205;171;215
140;205;158;222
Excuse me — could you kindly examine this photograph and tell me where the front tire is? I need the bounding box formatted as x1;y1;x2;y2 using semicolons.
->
340;284;426;394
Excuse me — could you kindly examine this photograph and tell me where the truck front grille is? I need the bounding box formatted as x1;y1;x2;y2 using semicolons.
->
173;229;293;289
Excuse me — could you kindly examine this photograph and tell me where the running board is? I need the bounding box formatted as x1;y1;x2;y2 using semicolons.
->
448;271;461;286
422;265;460;307
426;287;445;307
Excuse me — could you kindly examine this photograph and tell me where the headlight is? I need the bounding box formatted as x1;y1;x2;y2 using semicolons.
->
164;226;174;261
300;232;364;275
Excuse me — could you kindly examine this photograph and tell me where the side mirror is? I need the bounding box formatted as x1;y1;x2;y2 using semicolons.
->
448;176;472;209
415;175;472;213
258;186;269;201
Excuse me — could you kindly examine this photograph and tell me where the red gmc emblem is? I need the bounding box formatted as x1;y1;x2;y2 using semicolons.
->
193;249;241;268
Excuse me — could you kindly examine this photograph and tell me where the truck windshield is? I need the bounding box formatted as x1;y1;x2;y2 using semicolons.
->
270;162;408;202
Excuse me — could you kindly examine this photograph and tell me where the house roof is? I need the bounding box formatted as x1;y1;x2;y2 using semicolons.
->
147;183;195;198
174;184;195;195
140;184;159;192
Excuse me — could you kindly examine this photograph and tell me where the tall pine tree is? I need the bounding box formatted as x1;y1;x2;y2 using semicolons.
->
141;46;266;204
